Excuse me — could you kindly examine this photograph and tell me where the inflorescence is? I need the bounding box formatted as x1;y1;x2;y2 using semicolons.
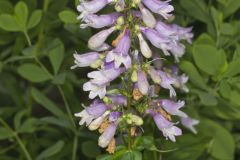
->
72;0;199;154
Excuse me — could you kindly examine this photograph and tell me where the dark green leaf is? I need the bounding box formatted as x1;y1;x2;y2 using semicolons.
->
81;141;101;158
17;63;52;83
0;128;14;140
31;88;68;119
36;141;65;160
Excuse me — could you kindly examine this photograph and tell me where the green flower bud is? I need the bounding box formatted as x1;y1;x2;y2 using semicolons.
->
117;16;124;26
131;70;138;82
90;59;102;69
130;115;143;126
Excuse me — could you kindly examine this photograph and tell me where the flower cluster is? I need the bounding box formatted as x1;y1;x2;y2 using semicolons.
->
73;0;199;153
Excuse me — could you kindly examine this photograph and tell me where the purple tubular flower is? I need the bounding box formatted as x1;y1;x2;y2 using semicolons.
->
141;27;171;56
138;3;156;28
147;109;182;142
94;43;112;52
86;102;109;117
108;95;127;106
75;100;108;126
77;0;113;19
81;13;120;29
159;99;187;118
88;26;115;50
142;0;174;19
88;67;125;86
71;52;100;69
158;71;176;97
98;123;117;148
109;112;121;122
137;70;149;95
83;81;107;99
171;24;193;43
181;117;199;134
106;30;132;69
138;33;152;58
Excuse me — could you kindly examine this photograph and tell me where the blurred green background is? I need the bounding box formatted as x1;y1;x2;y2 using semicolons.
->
0;0;240;159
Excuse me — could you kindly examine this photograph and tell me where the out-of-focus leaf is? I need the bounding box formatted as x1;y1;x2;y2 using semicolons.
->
180;61;208;90
17;63;52;83
0;14;20;31
0;1;13;14
14;1;28;29
221;60;240;78
219;80;231;99
36;140;65;160
31;88;68;119
48;40;64;74
193;44;226;75
17;118;40;133
27;10;42;29
194;34;215;46
81;141;101;158
14;110;27;130
220;0;240;18
59;10;78;24
52;73;66;85
180;0;209;23
195;91;218;106
200;119;235;160
120;150;142;160
0;128;14;140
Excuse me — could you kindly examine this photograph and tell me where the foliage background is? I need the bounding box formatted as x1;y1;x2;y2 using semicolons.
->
0;0;240;159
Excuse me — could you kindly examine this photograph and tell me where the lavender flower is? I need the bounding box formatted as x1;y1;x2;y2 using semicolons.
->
181;117;199;134
77;0;113;19
148;109;182;142
106;30;132;69
98;123;118;148
73;0;195;153
88;26;116;50
142;0;174;19
81;13;120;29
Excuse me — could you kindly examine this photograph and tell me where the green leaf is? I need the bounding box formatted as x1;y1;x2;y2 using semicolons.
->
27;10;42;29
36;141;65;160
81;141;101;158
180;61;208;90
0;127;14;140
193;44;226;75
180;0;210;23
120;150;142;160
0;61;3;73
59;10;78;24
200;119;235;160
17;63;52;83
195;90;218;106
31;88;68;119
52;73;66;85
17;118;40;133
194;34;215;46
222;0;240;18
0;1;13;14
219;80;231;99
48;39;64;74
221;60;240;78
0;14;21;31
14;1;28;29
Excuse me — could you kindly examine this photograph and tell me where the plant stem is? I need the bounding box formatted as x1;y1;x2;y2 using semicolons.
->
0;118;32;160
72;135;78;160
23;31;32;47
57;86;76;128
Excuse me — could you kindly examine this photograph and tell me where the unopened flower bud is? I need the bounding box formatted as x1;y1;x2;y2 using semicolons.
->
116;16;124;25
90;59;103;68
103;97;111;104
130;115;143;126
131;70;138;82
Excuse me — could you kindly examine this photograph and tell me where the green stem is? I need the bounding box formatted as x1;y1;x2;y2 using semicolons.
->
0;119;32;160
57;86;75;128
23;31;32;47
72;135;78;160
15;135;32;160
